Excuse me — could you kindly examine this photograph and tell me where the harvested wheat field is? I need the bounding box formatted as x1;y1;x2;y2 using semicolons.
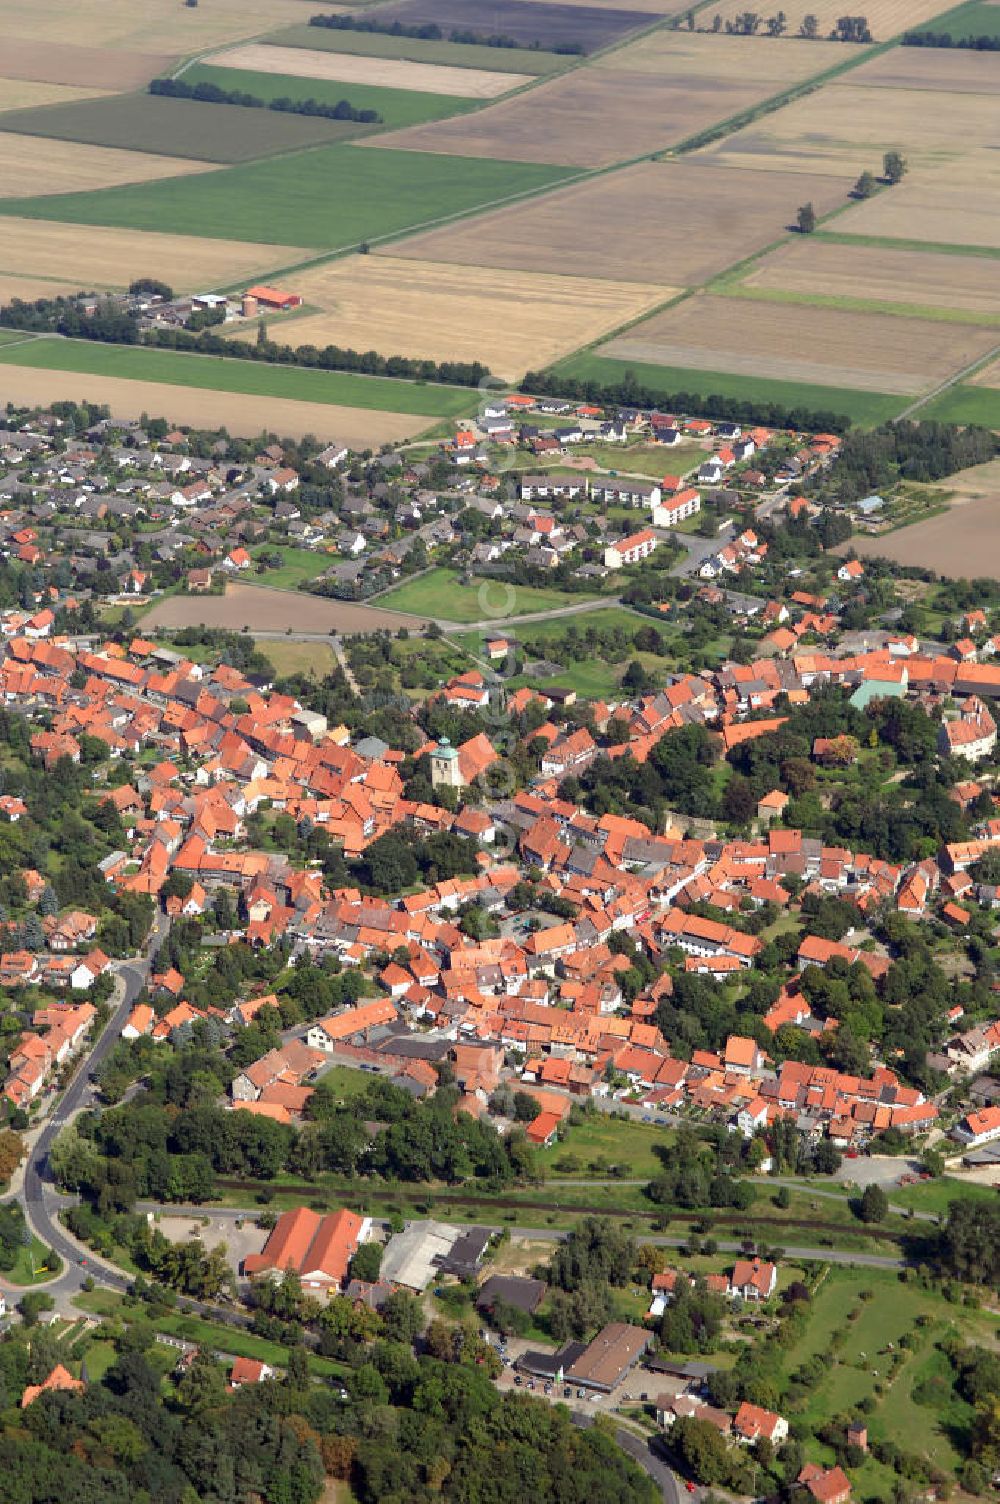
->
0;135;214;199
143;583;425;635
836;154;1000;250
0;273;92;304
0;38;175;91
0;0;337;53
705;0;949;40
601;293;998;395
387;159;851;284
848;494;1000;577
969;358;1000;391
271;256;671;379
0;365;426;446
0;218;307;292
848;45;1000;94
594;28;836;83
0;79;111;111
210;42;527;97
368;65;773;166
701;80;1000;176
738;241;1000;318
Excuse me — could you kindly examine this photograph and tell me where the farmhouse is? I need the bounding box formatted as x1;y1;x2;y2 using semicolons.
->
245;285;302;311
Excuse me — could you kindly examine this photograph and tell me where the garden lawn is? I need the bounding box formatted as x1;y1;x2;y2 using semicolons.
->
378;566;596;622
183;64;476;129
520;658;624;699
0;338;476;417
552;352;909;426
315;1064;376;1100
153;1312;344;1378
251;545;333;587
258;639;337;677
541;1115;673;1179
0;143;573;250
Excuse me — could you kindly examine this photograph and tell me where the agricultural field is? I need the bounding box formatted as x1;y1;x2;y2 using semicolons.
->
906;0;1000;40
594;26;845;83
377;567;598;623
387;159;850;284
0;37;174;91
0;133;213;199
831;154;1000;250
367;64;773;167
205;41;530;99
0;79;111;111
183;62;474;130
268;255;671;380
733;240;1000;319
554;350;909;424
273;23;571;73
846;42;1000;92
0;94;367;164
849;491;1000;574
348;0;655;52
600;292;994;396
0;338;476;416
143;585;427;634
0;361;432;447
0;272;96;303
0;218;308;296
0;0;329;53
700;74;1000;175
703;0;955;39
0;143;573;250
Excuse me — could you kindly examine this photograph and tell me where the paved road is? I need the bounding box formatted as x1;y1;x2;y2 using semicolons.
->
17;910;170;1302
573;1412;681;1503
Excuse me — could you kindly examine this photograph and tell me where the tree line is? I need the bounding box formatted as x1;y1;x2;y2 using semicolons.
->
903;28;1000;49
522;365;852;433
147;324;491;388
150;74;382;124
0;293;138;343
308;11;585;53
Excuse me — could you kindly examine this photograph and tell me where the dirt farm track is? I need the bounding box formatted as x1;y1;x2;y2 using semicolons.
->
141;583;426;636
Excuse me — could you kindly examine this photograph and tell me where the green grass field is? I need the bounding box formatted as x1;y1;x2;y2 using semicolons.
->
0;143;572;250
541;1115;673;1179
0;338;477;417
257;639;337;678
905;0;1000;38
251;545;333;587
0;93;361;163
183;63;476;130
272;24;569;73
379;566;596;622
453;604;648;655
918;383;1000;427
3;1234;62;1285
554;352;908;426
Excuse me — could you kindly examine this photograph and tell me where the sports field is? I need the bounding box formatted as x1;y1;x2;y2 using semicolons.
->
271;255;672;379
735;240;1000;318
0;338;477;416
204;42;527;99
553;351;909;424
0;363;429;447
0;218;308;296
0;144;572;250
272;23;568;74
0;133;213;199
0;93;366;163
601;293;998;396
387;159;851;284
183;62;474;129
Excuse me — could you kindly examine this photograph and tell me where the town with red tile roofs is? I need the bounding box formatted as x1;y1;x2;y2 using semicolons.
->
0;395;995;1504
